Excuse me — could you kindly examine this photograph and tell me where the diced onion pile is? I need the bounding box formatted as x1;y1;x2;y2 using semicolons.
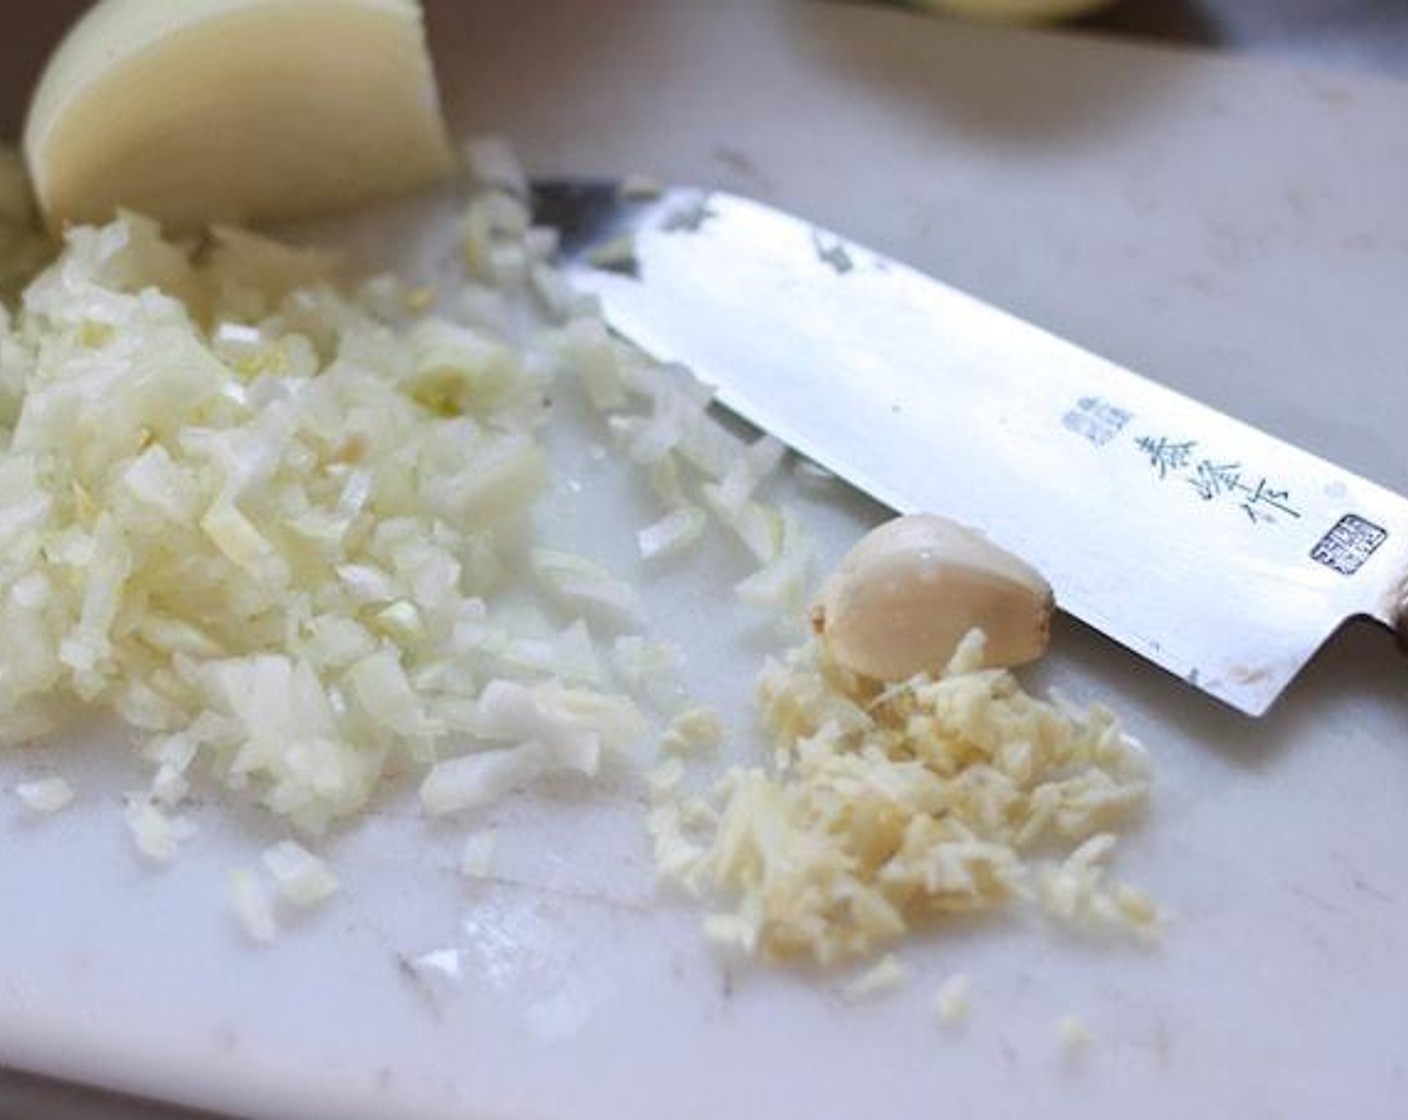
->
0;137;811;859
650;632;1157;965
0;145;671;837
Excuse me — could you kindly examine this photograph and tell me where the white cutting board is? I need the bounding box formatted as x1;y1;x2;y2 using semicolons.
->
2;3;1407;1118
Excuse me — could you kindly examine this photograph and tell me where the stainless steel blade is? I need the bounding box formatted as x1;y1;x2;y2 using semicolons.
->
534;180;1408;716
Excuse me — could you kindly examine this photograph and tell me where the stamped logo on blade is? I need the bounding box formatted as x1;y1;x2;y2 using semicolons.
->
1311;514;1387;575
1061;397;1131;446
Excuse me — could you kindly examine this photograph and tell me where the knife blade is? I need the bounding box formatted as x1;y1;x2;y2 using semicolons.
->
533;180;1408;716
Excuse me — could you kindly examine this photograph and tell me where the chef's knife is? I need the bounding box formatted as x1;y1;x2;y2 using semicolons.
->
533;180;1408;716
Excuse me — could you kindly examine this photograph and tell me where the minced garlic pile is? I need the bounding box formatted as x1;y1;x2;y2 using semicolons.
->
651;632;1156;965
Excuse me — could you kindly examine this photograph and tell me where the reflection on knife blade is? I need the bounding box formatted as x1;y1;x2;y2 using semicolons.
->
534;179;1408;716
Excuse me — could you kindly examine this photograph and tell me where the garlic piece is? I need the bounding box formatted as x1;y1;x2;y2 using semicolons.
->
812;514;1053;680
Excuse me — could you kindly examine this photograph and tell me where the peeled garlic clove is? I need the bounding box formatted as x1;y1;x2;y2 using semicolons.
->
812;513;1053;681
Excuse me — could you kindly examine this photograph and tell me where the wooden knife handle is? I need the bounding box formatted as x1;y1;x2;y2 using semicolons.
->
1391;569;1408;653
1394;588;1408;654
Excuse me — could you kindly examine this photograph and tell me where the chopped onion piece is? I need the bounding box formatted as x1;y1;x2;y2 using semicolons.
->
336;563;397;604
1058;1015;1092;1051
149;763;189;807
531;548;644;629
498;620;604;685
460;192;530;278
261;840;340;907
480;678;643;761
562;317;627;411
734;510;813;610
200;502;277;570
612;636;685;709
935;974;972;1026
407;949;464;992
842;954;907;1000
212;321;265;361
475;680;600;774
124;797;195;863
463;135;529;198
15;777;75;813
625;388;706;466
419;742;552;817
637;506;706;562
703;492;781;563
229;868;277;944
647;454;687;508
373;601;425;645
420;679;643;817
407;319;521;415
122;445;198;522
702;457;769;520
346;649;439;738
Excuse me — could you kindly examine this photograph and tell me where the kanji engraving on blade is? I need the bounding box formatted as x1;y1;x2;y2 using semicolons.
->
1188;460;1242;501
1311;514;1387;575
1135;435;1195;478
1239;479;1300;524
1132;433;1300;525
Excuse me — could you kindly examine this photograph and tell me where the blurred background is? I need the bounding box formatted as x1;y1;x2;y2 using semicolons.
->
896;0;1408;78
1061;0;1407;76
4;0;1408;140
1081;0;1408;75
